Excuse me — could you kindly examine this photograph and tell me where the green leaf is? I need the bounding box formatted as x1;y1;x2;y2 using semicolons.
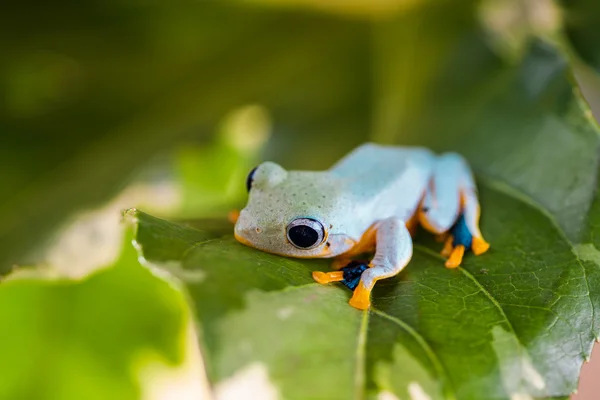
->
129;155;599;400
0;232;191;400
562;0;600;71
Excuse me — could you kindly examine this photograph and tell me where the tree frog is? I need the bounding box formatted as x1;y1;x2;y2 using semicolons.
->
233;143;490;310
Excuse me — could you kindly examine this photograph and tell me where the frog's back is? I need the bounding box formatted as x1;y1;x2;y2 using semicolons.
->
330;143;435;221
331;143;434;177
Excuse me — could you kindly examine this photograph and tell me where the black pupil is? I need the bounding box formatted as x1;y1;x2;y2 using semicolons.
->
246;166;258;192
288;225;319;248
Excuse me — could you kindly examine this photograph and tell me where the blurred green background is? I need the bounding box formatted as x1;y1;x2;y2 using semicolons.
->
3;0;599;270
3;0;600;399
0;1;378;269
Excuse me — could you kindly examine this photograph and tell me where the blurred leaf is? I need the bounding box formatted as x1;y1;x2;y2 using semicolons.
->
562;0;600;71
243;0;423;17
0;231;190;400
478;0;561;63
0;3;372;272
376;36;600;242
371;0;479;143
574;62;600;121
175;105;272;217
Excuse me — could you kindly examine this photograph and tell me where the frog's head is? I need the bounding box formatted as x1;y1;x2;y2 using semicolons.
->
234;162;356;258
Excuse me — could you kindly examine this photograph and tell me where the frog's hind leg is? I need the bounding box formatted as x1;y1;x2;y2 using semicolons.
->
418;153;489;267
418;153;462;238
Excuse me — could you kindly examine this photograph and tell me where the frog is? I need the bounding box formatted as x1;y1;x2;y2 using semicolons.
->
233;143;490;310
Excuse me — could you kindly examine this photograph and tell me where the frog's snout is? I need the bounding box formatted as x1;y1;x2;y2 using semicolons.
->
234;222;254;247
234;228;253;247
233;211;263;246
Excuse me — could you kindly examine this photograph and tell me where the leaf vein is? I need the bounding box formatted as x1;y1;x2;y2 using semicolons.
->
355;310;369;400
371;308;457;400
478;176;597;344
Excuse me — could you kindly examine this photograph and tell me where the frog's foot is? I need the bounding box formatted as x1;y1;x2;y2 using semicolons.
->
472;236;490;256
349;281;371;310
445;245;465;268
228;209;240;224
442;213;490;267
340;261;369;291
441;214;470;268
312;271;344;284
315;261;370;289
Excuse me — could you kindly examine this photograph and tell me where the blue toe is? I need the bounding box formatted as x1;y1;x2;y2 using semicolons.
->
340;261;369;291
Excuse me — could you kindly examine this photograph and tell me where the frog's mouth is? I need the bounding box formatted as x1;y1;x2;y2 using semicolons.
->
234;230;253;247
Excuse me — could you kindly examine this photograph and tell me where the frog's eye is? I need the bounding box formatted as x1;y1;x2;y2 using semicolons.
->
286;218;325;249
246;166;258;192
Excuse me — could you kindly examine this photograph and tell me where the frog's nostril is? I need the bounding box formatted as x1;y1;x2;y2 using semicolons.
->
255;227;262;233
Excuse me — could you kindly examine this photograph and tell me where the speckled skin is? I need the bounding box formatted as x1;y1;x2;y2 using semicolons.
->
234;143;488;309
235;143;434;256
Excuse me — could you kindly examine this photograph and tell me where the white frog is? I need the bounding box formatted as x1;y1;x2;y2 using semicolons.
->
233;143;490;310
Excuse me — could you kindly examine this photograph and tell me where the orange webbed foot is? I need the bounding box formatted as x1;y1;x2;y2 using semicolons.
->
445;245;465;268
472;236;490;256
348;281;371;310
312;271;344;284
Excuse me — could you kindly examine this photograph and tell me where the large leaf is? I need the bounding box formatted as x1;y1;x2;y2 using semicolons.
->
129;147;599;400
0;232;195;400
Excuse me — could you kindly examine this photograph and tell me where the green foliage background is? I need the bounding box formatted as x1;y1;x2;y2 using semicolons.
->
2;0;600;399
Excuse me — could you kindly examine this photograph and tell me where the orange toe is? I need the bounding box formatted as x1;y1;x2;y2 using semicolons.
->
472;237;490;256
445;245;465;269
348;281;371;310
312;271;344;284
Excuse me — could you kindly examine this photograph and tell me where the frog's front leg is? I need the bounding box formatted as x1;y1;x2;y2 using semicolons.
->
348;216;413;310
418;153;490;268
